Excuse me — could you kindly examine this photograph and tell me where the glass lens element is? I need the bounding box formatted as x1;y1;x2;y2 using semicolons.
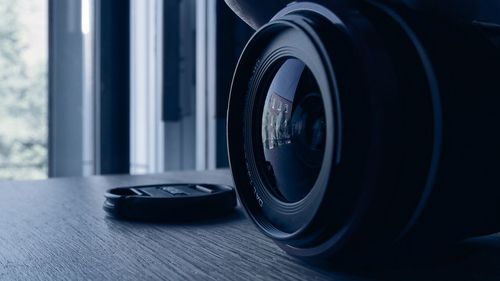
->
259;58;326;203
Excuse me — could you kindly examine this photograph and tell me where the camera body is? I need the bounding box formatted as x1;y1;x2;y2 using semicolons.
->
226;0;500;261
226;0;500;28
388;0;500;25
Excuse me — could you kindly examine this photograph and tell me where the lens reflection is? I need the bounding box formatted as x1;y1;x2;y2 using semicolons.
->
259;58;326;203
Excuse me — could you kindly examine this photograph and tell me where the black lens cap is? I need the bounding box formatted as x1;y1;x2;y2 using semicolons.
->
103;183;237;221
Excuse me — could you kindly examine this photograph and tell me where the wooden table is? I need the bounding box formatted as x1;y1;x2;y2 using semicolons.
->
1;169;499;280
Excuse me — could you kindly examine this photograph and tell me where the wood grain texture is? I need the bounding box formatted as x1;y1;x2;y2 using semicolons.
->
0;169;500;281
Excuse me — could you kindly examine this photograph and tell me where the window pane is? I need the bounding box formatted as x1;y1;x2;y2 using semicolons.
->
0;0;48;180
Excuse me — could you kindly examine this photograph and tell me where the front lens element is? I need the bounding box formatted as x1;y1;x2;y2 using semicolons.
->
259;58;326;203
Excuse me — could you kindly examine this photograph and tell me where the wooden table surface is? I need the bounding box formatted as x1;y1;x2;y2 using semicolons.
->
1;169;500;281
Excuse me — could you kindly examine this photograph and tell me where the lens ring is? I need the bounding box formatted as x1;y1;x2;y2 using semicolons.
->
240;21;339;237
228;2;375;248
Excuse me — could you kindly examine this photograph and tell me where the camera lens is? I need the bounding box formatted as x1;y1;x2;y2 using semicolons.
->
258;59;326;203
227;1;500;260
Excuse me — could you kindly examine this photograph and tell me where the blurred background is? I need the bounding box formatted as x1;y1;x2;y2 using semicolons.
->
0;0;253;180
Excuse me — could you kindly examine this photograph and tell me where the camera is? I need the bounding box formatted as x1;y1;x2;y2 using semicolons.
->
226;0;500;260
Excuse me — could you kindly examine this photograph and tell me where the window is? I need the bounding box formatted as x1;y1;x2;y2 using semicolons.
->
130;0;253;174
0;0;48;180
0;0;253;180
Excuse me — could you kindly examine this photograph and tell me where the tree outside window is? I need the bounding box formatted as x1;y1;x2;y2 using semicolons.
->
0;0;48;180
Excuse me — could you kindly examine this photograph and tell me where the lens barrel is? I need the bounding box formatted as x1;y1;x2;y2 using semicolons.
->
227;0;500;260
